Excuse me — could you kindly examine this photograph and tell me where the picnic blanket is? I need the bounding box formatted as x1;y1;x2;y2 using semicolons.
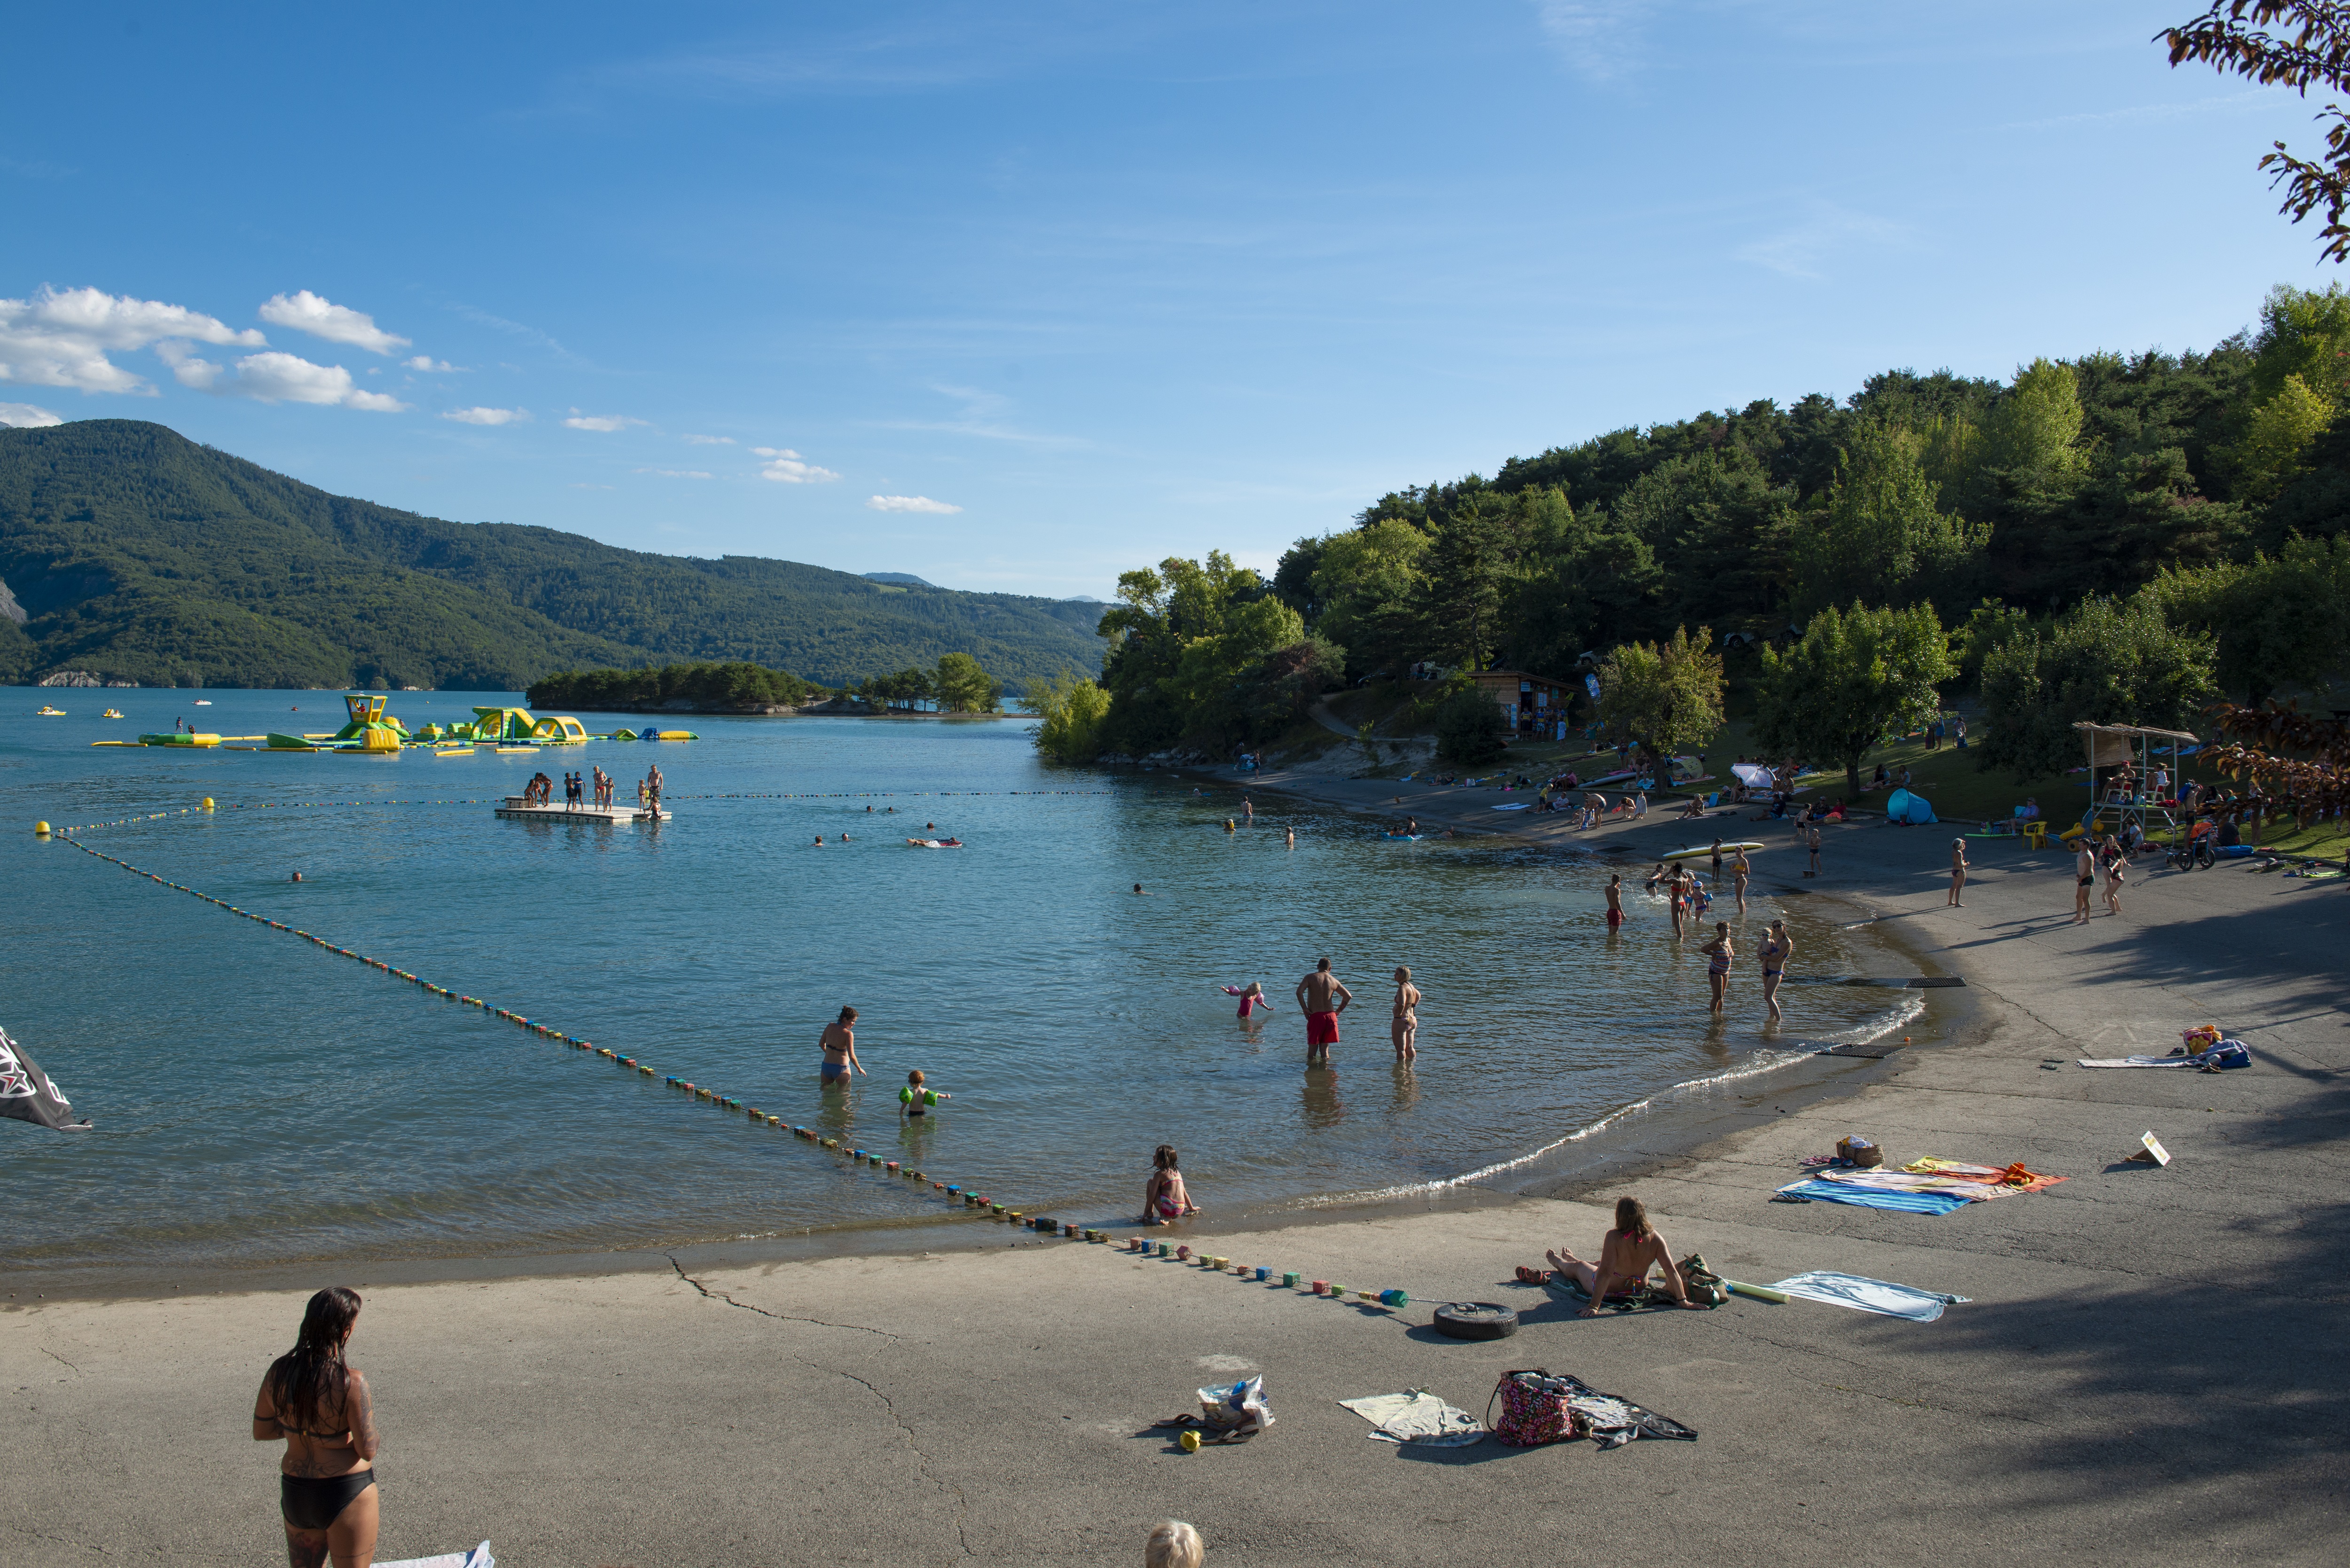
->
2079;1042;2250;1070
1777;1158;2065;1213
1337;1389;1486;1446
1767;1271;1969;1322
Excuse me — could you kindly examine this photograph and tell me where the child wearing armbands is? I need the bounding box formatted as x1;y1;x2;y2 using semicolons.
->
899;1069;950;1121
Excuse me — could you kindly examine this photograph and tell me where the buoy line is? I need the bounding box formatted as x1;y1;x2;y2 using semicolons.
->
46;815;1100;1238
42;788;1122;836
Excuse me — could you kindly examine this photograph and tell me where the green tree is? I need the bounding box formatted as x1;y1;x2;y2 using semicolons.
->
2250;282;2350;399
1791;423;1988;617
935;651;1002;713
2150;533;2350;703
1978;593;2217;781
2230;372;2337;500
1596;626;1724;763
1026;669;1112;762
1753;603;1957;799
1420;499;1512;670
1434;680;1508;764
1309;518;1430;679
1979;358;2092;499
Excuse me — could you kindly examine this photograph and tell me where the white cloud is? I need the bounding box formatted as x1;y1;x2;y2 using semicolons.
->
682;433;734;445
259;290;410;354
182;349;409;410
0;401;64;427
569;481;615;490
441;406;529;425
866;494;962;514
754;445;841;483
636;467;713;478
1533;0;1645;81
405;354;461;372
1733;203;1914;280
565;410;646;431
0;285;263;393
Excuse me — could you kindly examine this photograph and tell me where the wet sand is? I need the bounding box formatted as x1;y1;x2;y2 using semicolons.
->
5;780;2343;1563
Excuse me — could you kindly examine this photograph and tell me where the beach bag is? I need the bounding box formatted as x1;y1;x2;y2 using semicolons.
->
1196;1375;1274;1440
2194;1041;2251;1071
1836;1136;1884;1168
1677;1254;1729;1308
1488;1369;1583;1446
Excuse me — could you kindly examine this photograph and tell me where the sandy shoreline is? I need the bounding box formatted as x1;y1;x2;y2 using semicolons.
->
7;767;2344;1562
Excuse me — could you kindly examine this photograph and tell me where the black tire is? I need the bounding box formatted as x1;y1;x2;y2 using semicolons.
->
1432;1301;1520;1340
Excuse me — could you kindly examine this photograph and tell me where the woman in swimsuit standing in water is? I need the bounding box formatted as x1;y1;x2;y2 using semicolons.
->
1700;921;1733;1014
1758;918;1794;1021
1390;966;1420;1061
254;1286;379;1568
820;1005;865;1086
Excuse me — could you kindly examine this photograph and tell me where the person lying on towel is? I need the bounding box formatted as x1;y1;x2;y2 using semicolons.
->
1517;1197;1707;1315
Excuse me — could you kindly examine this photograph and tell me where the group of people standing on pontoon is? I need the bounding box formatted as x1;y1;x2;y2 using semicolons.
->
519;760;660;813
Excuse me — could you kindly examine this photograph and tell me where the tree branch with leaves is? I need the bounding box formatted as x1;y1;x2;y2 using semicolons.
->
2164;2;2350;261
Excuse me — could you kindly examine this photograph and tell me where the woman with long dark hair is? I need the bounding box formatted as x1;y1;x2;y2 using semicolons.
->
253;1286;379;1568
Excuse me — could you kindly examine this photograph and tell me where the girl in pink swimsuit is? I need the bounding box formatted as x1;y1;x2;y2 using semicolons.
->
1221;982;1270;1019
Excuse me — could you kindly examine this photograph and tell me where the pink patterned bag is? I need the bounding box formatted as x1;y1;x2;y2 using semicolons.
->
1488;1369;1584;1446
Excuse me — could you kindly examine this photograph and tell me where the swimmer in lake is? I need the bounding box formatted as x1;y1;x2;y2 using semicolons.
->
1759;918;1793;1021
1286;826;1295;849
1295;958;1352;1065
1700;921;1733;1014
1134;883;1146;894
1603;872;1622;932
1222;981;1271;1019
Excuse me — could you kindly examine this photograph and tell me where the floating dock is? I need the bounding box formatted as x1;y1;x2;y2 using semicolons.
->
494;797;670;824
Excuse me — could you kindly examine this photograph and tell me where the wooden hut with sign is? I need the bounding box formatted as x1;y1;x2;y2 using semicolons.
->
1470;669;1571;740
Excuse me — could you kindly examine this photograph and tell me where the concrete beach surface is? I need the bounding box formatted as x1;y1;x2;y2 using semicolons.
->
5;775;2345;1565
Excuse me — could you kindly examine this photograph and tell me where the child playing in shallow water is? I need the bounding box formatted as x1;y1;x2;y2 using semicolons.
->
1143;1145;1199;1224
898;1069;950;1121
1220;982;1271;1019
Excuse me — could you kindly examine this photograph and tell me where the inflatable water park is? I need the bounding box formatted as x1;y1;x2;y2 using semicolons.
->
82;694;699;755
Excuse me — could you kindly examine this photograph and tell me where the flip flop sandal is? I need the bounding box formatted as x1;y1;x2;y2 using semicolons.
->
1514;1265;1552;1285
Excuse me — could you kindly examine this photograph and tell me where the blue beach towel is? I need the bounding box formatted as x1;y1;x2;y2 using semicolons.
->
1773;1179;1972;1215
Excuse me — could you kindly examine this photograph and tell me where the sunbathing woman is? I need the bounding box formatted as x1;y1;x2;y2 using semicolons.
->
1517;1197;1702;1314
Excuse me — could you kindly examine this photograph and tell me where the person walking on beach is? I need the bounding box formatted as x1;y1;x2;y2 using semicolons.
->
1709;839;1724;882
253;1286;379;1568
1295;958;1352;1065
1668;867;1689;940
1731;846;1750;915
2103;836;2127;917
1759;918;1793;1021
1390;966;1420;1061
1604;872;1624;933
1805;821;1822;878
820;1005;865;1085
1949;838;1969;906
1285;826;1295;850
1701;921;1733;1015
2073;834;2096;924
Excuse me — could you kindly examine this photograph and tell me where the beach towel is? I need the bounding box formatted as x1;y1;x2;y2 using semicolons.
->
2079;1043;2249;1070
1767;1271;1969;1322
1338;1389;1486;1446
378;1545;492;1568
1772;1179;1973;1215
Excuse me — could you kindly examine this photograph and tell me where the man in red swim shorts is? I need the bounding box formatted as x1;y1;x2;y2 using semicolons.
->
1605;872;1625;931
1294;957;1354;1066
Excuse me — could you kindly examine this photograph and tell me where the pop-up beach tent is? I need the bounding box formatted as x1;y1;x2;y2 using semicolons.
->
1885;787;1937;824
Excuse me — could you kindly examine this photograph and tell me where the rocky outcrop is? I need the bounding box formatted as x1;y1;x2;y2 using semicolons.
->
0;577;23;625
37;670;106;687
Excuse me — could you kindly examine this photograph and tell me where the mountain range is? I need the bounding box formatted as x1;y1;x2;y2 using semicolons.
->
0;420;1105;691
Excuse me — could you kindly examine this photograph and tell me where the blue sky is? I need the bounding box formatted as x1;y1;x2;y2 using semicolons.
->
0;2;2329;598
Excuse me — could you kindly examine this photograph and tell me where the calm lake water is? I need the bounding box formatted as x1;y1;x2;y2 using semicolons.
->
1;690;1924;1280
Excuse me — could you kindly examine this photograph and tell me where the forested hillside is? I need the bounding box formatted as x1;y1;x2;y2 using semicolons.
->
0;421;1104;690
1046;284;2350;769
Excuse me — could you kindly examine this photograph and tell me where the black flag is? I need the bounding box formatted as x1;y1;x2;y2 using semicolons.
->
0;1025;90;1131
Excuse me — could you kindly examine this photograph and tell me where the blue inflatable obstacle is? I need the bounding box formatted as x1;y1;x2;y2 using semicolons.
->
1885;787;1938;825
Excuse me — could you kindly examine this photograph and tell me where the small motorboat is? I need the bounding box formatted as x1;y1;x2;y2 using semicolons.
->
36;705;65;715
193;698;212;705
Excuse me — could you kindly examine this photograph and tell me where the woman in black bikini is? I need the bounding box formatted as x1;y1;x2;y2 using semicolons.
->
1759;918;1793;1021
253;1286;379;1568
